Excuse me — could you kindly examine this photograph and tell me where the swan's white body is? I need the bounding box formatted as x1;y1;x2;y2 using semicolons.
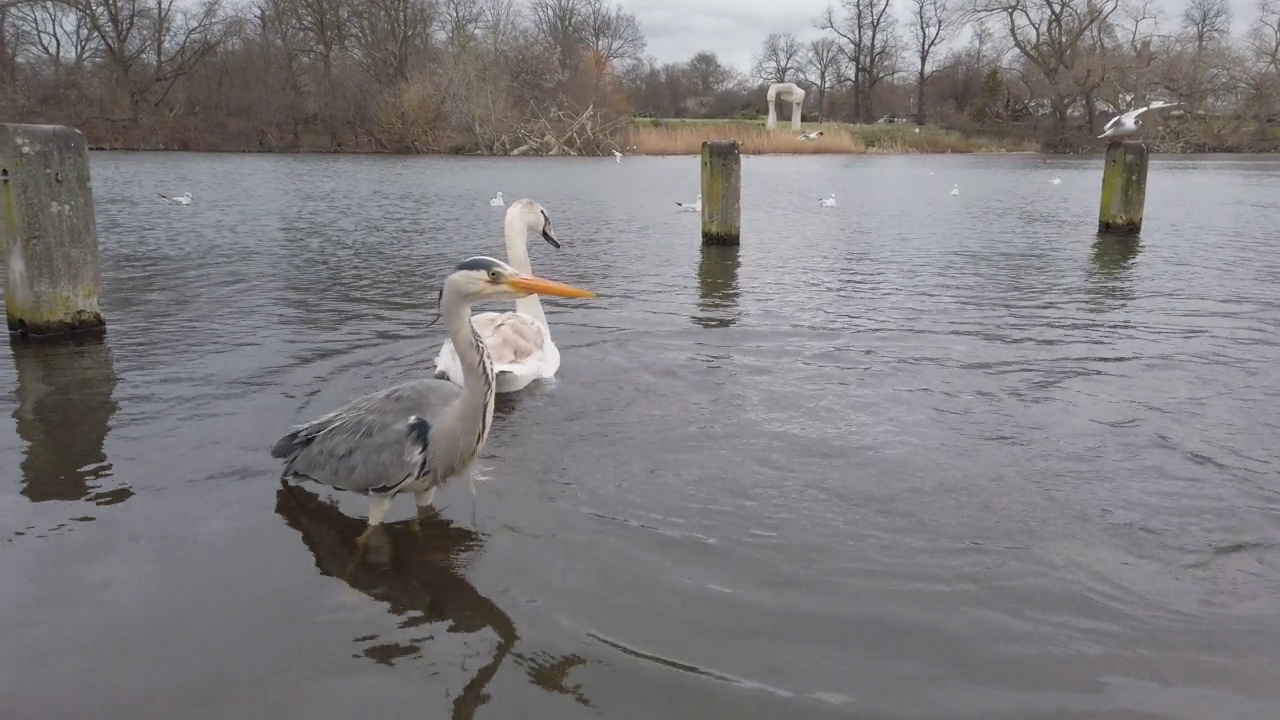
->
677;194;701;212
489;191;505;207
159;192;192;205
819;193;836;207
950;184;960;196
434;200;561;393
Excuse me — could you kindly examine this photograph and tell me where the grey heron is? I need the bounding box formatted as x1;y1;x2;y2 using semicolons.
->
1098;101;1179;139
271;256;595;544
433;199;564;394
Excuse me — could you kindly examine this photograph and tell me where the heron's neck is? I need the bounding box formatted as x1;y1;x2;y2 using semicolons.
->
443;288;495;444
503;216;548;327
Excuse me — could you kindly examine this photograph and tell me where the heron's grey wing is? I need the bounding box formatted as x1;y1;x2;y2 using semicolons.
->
272;379;462;495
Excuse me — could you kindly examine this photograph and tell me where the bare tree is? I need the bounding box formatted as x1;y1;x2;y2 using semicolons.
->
974;0;1121;144
1182;0;1230;51
751;31;805;84
528;0;582;72
576;0;644;72
908;0;955;123
685;50;734;97
803;36;843;118
348;0;433;84
817;0;899;122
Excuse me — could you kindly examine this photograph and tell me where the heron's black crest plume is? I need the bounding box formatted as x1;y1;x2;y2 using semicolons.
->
426;286;444;329
455;256;504;272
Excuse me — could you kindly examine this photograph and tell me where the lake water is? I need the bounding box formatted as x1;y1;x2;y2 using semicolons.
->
2;151;1278;719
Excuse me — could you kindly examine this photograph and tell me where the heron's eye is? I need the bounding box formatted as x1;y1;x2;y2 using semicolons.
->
487;269;499;280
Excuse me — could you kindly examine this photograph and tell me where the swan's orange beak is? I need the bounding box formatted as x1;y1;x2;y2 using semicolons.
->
505;275;595;299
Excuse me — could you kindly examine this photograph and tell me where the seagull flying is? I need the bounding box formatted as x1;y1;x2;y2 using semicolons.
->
613;149;622;163
797;130;825;141
1098;101;1180;139
158;192;192;205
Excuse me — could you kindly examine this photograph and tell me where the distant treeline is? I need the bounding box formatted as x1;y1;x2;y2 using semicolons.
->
1;0;1277;154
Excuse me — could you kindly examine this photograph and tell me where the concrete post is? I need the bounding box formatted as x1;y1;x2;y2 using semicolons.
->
1098;140;1149;236
700;141;741;245
1;124;106;336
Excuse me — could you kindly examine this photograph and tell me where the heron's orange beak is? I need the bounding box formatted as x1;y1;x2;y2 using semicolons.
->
505;275;596;298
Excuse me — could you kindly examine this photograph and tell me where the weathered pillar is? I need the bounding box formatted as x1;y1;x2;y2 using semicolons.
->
1;124;105;336
1098;140;1149;236
700;140;740;245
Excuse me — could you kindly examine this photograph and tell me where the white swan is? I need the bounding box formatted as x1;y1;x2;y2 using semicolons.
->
433;199;564;393
489;191;505;207
158;192;192;205
950;184;960;196
819;194;837;207
676;194;701;212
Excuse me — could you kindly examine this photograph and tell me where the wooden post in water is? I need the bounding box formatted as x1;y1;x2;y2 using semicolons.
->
1098;140;1149;236
700;140;741;245
1;124;105;337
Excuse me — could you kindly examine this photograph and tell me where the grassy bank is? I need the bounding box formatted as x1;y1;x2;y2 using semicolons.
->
626;119;1040;155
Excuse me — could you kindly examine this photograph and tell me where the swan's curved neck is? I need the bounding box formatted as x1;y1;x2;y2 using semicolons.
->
504;214;548;328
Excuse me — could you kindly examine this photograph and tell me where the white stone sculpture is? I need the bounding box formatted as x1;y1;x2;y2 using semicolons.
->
766;82;806;131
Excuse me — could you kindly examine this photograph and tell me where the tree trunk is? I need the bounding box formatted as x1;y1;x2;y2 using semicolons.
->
916;64;927;124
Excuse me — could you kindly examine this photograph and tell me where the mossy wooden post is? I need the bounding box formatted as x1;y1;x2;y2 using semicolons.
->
1098;140;1149;235
700;140;741;245
1;124;105;337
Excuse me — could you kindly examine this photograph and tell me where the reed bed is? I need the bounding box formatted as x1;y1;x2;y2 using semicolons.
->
626;120;1039;155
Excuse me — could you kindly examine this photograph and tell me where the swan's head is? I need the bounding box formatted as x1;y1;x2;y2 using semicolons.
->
442;256;594;304
506;198;560;248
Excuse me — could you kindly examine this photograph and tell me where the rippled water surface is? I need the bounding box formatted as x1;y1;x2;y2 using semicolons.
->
3;152;1279;719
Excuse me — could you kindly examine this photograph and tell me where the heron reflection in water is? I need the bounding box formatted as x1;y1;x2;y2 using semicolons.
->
275;482;593;716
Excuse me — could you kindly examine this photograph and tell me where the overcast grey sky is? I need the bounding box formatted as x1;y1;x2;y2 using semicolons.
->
625;0;1261;73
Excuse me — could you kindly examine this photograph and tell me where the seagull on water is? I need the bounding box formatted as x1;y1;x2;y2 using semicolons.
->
612;149;623;163
1050;175;1062;185
950;184;960;196
797;130;824;141
1098;101;1180;139
490;191;505;207
158;192;192;205
819;194;837;208
676;194;701;212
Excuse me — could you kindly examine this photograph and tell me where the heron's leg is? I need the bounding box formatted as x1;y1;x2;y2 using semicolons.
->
414;486;436;509
412;487;438;537
356;494;395;551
